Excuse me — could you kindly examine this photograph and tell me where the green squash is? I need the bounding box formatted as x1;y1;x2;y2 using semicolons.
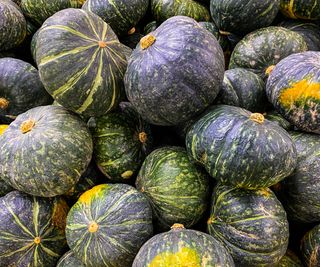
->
229;26;308;80
133;224;235;266
66;184;153;267
82;0;149;36
0;191;69;266
92;102;153;182
186;105;297;189
210;0;280;35
208;183;289;266
276;250;303;267
144;21;158;34
30;28;39;63
0;179;13;197
301;224;320;267
36;8;128;118
136;146;210;230
57;250;85;267
266;51;320;134
0;58;52;119
151;0;210;22
125;16;225;126
215;68;267;112
0;0;27;51
265;110;292;131
0;105;93;197
280;0;320;20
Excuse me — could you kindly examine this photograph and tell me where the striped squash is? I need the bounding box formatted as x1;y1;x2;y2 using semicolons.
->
301;224;320;267
280;0;320;20
57;250;85;267
36;8;128;117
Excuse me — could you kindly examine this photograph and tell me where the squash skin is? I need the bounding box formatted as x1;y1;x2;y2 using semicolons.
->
301;224;320;267
276;250;303;267
0;105;93;197
186;105;297;189
57;250;85;267
0;191;69;267
36;8;128;118
208;184;289;267
132;226;235;267
66;184;153;267
265;111;292;131
125;16;225;126
280;0;320;20
266;51;320;134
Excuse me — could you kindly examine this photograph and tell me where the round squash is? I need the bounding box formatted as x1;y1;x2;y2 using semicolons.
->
0;191;69;266
229;26;308;80
36;8;128;118
125;16;225;126
82;0;149;36
0;105;93;197
133;224;235;267
92;102;153;182
186;105;297;189
266;51;320;134
144;21;158;34
276;250;303;267
301;224;320;267
265;110;292;131
66;184;153;267
136;146;210;230
280;0;320;20
0;0;26;51
208;183;289;266
57;250;85;267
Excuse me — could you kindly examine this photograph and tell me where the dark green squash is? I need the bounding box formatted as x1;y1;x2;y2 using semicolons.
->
36;8;128;118
266;51;320;134
125;16;225;126
276;250;303;267
0;0;27;51
136;146;210;230
30;28;39;63
301;224;320;267
0;179;13;197
92;102;153;182
208;183;289;266
0;105;93;197
229;26;308;80
186;105;297;189
214;68;267;112
66;184;153;267
280;0;320;20
265;110;292;131
57;250;85;267
144;21;158;34
0;191;69;266
133;224;235;267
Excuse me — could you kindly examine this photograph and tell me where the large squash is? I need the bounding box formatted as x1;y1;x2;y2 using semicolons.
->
280;0;320;20
57;250;85;267
301;224;320;267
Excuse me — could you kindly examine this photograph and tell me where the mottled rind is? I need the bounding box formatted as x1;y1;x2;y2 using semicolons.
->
265;111;292;131
66;184;153;267
133;226;235;266
0;191;69;267
136;146;210;230
208;183;289;266
0;105;93;197
301;224;320;267
280;0;320;20
57;250;85;267
276;250;303;267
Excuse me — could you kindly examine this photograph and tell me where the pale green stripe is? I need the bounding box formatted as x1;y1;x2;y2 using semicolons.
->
39;244;60;258
0;243;33;257
33;197;39;236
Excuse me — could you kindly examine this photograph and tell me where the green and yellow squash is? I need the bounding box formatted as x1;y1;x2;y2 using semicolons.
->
280;0;320;20
66;184;153;267
265;110;292;131
301;224;320;267
144;21;158;35
276;250;303;267
57;250;85;267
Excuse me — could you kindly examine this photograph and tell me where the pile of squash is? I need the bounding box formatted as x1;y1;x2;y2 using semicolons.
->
0;0;319;266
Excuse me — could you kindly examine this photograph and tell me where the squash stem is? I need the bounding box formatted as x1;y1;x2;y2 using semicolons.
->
0;97;9;109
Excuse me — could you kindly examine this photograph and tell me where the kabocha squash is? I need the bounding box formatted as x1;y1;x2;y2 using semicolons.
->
136;146;210;230
132;224;235;267
0;191;69;266
280;0;320;20
36;8;128;118
57;250;85;267
144;21;158;34
229;26;308;80
266;51;320;134
66;184;153;267
0;0;26;51
215;68;267;112
151;0;210;22
82;0;149;36
276;250;303;267
265;111;292;131
0;58;52;119
92;102;153;182
301;224;320;267
0;105;93;197
208;183;289;266
125;16;225;126
0;179;13;197
210;0;280;35
186;105;297;189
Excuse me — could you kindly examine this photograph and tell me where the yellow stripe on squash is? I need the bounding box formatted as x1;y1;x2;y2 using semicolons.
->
79;184;108;204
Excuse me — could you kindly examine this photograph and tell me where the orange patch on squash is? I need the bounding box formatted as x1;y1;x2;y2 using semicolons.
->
0;125;8;135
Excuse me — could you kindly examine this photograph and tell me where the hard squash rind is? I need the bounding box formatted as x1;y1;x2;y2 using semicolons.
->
57;250;85;267
301;224;320;267
280;0;320;20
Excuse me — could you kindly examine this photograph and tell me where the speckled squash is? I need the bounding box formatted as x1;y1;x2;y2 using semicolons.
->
301;224;320;267
0;0;26;51
0;105;93;197
0;58;52;119
36;8;128;118
276;250;303;267
136;146;210;230
132;224;235;267
210;0;280;35
280;0;320;20
82;0;149;36
57;250;85;267
229;26;308;80
0;191;69;266
266;51;320;134
66;184;153;267
125;16;225;126
92;102;153;182
0;179;13;197
186;105;297;189
215;68;267;112
208;183;289;266
265;110;292;131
